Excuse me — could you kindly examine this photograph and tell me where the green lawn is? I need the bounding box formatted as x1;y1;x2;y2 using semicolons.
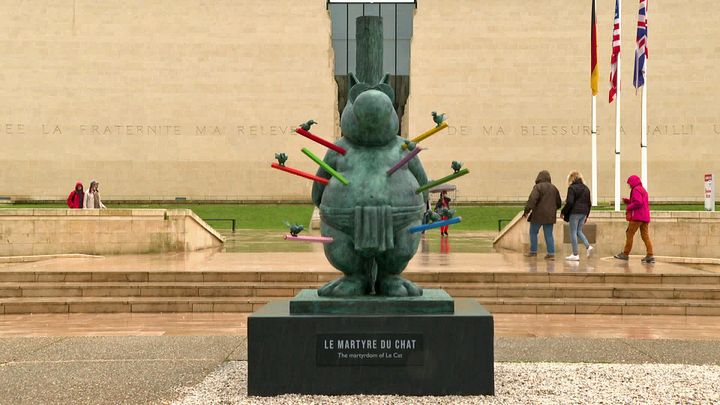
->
4;203;314;230
451;205;524;231
2;202;708;231
151;204;314;230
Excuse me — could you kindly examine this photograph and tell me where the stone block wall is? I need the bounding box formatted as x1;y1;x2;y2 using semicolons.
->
1;1;718;202
494;211;720;259
0;0;336;201
408;0;720;202
0;209;224;256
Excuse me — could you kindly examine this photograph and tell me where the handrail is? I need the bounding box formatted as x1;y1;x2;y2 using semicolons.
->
204;218;236;233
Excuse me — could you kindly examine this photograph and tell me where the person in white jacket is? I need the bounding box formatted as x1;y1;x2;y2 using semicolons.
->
84;180;107;209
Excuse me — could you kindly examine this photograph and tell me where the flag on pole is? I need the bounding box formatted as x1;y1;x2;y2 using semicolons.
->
633;0;648;88
591;0;598;95
609;0;621;102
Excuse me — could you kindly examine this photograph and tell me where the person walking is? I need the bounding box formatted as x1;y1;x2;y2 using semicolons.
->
435;190;452;237
560;171;593;261
83;180;106;209
614;175;654;263
66;181;84;209
523;170;562;259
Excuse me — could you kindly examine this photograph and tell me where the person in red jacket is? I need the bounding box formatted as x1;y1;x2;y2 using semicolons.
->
614;175;654;263
66;181;85;208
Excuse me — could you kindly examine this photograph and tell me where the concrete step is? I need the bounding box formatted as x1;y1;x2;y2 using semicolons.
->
2;268;719;314
0;296;269;314
0;271;335;283
0;282;318;298
443;283;720;300
481;297;720;316
1;296;719;315
1;270;719;285
2;282;720;300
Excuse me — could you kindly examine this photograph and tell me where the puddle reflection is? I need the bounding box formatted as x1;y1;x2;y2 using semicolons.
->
221;230;496;254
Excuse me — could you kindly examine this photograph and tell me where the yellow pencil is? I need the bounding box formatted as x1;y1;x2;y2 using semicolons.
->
401;121;449;149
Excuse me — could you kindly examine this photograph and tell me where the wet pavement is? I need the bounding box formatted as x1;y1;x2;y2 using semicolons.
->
2;335;720;404
1;230;719;403
220;230;495;254
1;230;717;275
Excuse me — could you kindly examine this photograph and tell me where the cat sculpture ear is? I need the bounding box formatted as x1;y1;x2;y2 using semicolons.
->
348;72;372;103
374;73;395;102
349;72;360;88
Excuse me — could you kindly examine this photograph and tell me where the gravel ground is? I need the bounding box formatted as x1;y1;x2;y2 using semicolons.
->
172;361;720;404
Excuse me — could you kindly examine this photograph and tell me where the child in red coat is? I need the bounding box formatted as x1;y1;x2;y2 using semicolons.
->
435;191;451;237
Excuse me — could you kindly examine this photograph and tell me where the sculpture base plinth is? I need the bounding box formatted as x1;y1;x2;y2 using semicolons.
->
248;295;494;396
289;288;454;315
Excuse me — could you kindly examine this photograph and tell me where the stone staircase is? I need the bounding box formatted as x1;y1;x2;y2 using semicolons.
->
1;270;719;315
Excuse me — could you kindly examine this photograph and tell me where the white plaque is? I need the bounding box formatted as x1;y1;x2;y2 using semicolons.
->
705;173;715;212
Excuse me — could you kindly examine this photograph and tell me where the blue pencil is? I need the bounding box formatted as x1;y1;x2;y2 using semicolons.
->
408;217;462;233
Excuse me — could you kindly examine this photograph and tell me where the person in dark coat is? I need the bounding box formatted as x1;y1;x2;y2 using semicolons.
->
560;171;593;261
66;181;84;209
523;170;562;259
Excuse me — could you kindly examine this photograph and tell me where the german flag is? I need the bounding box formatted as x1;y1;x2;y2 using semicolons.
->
591;0;598;95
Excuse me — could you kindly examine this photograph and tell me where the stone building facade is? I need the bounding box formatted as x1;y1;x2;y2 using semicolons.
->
1;0;718;202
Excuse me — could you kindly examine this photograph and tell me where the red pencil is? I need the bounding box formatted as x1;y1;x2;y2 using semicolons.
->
295;128;347;155
271;163;329;185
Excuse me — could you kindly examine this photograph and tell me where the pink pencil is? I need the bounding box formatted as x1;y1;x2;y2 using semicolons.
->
283;235;334;243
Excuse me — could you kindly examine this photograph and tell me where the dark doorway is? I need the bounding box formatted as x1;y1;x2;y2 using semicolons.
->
328;2;415;136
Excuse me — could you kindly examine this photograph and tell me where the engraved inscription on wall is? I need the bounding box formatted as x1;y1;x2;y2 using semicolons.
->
0;122;714;138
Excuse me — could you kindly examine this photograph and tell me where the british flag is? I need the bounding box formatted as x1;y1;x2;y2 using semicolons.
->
633;0;648;88
609;0;621;103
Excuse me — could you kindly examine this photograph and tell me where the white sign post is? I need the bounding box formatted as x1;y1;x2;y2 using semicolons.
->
705;174;716;212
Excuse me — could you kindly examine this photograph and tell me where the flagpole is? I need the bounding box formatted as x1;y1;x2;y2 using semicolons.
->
641;61;648;192
592;95;598;206
614;0;622;212
641;5;648;193
591;0;598;207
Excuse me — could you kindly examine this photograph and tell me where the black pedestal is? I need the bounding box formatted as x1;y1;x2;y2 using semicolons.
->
248;298;494;396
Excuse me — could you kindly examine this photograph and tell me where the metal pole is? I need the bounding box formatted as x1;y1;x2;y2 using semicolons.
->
641;64;648;192
614;0;622;212
591;0;598;207
592;94;598;206
640;5;648;193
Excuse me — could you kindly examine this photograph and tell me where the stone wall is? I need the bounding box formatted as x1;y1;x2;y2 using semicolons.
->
408;0;720;202
1;1;719;202
0;209;224;256
0;0;336;201
494;211;720;259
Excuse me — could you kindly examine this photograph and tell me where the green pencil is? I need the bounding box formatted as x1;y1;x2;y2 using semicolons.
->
301;147;349;186
416;168;469;194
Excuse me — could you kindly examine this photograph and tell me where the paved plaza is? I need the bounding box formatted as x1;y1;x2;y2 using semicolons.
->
1;229;714;275
1;233;720;404
1;335;720;404
2;0;719;402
